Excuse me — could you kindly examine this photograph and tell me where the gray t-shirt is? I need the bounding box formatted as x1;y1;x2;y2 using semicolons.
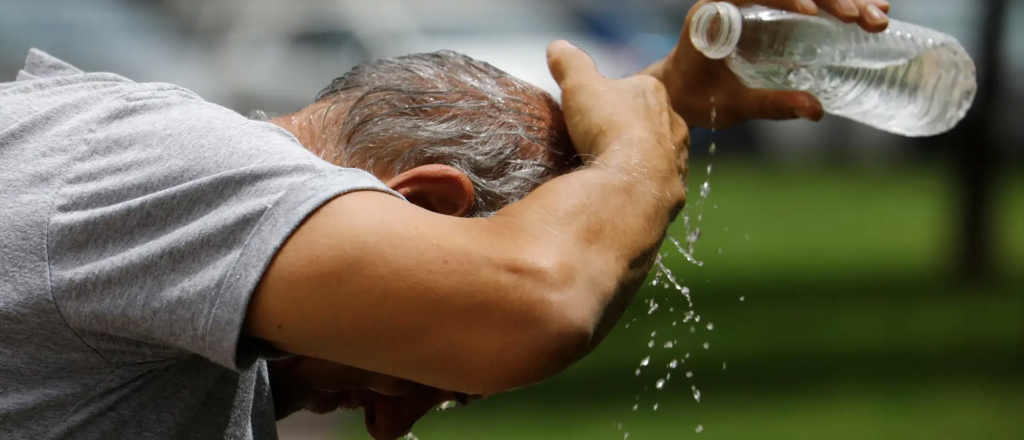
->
0;49;399;439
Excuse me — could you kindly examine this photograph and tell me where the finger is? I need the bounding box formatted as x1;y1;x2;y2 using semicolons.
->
546;40;602;88
742;90;824;122
719;0;818;15
856;0;890;32
817;0;862;22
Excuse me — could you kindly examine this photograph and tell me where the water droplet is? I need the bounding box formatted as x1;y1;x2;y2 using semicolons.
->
666;372;671;380
706;164;713;175
696;425;704;434
635;368;641;376
683;310;695;322
655;379;666;390
672;321;677;326
700;181;711;199
717;247;723;254
437;401;456;411
703;342;710;350
707;322;714;331
692;385;702;402
709;142;717;154
632;404;638;411
745;234;750;240
640;356;650;367
404;434;419;440
652;403;659;411
647;302;659;314
663;341;674;349
651;331;657;338
669;307;674;312
690;325;696;333
685;352;691;359
740;296;746;302
648;340;655;348
668;360;678;369
686;371;693;378
624;432;630;439
723;362;727;370
695;315;701;323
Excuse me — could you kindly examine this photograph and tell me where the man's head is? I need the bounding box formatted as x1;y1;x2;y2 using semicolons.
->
271;51;579;218
266;51;578;439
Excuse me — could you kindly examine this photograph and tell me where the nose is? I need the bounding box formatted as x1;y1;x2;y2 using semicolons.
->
362;388;454;440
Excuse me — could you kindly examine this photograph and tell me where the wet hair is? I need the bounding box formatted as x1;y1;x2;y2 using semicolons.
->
316;51;578;217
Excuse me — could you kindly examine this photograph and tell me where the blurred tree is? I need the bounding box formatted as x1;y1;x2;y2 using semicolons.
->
953;0;1007;281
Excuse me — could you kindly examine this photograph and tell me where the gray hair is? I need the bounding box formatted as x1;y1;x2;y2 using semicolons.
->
317;51;578;217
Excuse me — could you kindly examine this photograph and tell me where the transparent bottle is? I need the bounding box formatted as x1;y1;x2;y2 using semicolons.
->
690;2;977;137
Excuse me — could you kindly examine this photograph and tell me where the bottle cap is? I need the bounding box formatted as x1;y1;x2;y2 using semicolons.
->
690;2;743;60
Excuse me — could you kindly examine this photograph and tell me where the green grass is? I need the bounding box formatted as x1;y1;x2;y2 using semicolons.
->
343;383;1024;440
337;160;1024;440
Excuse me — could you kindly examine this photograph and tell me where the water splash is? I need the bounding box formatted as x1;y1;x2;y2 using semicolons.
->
437;401;456;411
700;181;711;199
667;236;703;268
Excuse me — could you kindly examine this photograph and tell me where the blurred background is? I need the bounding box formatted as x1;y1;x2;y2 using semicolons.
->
2;0;1020;439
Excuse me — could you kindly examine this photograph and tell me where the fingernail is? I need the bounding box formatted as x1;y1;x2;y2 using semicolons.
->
837;0;860;17
794;107;818;121
550;40;576;52
865;4;888;24
797;0;818;13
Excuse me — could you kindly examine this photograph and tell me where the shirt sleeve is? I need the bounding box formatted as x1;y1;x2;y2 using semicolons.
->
47;89;401;370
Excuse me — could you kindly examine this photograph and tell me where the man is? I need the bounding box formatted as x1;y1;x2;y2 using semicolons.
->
0;0;889;439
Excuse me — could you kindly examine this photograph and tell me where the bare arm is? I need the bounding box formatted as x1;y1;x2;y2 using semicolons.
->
244;41;688;395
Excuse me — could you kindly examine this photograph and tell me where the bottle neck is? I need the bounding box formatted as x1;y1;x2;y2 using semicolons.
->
690;2;743;60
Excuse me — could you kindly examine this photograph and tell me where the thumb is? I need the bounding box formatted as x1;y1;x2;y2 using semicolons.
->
546;40;601;88
743;89;824;121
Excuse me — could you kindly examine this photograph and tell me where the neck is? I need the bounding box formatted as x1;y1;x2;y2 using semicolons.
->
268;101;341;161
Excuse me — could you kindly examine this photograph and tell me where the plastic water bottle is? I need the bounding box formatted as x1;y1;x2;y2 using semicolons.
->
690;2;977;137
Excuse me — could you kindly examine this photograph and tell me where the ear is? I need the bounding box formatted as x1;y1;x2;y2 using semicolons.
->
385;165;475;217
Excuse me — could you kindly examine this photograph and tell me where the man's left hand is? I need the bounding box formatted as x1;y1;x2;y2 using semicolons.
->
646;0;891;129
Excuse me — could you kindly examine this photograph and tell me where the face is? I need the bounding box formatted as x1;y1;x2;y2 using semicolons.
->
271;356;480;440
